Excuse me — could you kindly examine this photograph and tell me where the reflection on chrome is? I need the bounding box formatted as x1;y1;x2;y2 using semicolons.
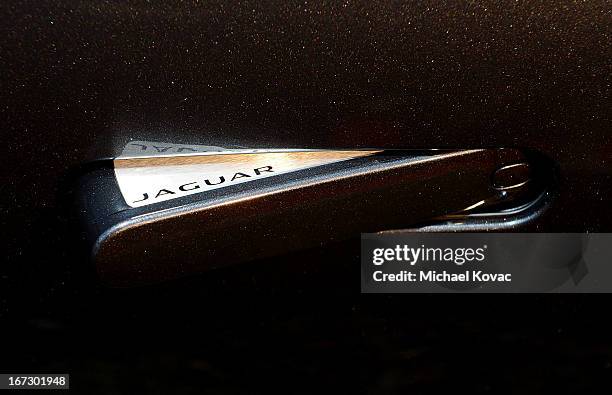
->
114;141;381;208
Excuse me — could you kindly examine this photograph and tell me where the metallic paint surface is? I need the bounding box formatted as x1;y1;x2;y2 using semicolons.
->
2;1;609;239
1;3;610;383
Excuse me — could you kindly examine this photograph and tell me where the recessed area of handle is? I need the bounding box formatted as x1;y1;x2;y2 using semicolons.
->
492;163;532;191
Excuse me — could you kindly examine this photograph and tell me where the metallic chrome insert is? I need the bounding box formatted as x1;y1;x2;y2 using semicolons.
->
114;149;380;207
118;140;328;159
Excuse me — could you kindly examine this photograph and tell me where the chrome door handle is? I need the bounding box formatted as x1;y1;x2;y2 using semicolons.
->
72;146;553;286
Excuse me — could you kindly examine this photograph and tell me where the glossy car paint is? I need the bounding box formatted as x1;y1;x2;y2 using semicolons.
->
1;1;610;392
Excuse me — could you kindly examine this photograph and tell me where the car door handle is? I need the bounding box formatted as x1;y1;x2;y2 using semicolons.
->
71;145;553;286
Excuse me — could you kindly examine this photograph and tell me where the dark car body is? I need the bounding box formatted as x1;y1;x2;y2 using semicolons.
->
1;1;611;392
